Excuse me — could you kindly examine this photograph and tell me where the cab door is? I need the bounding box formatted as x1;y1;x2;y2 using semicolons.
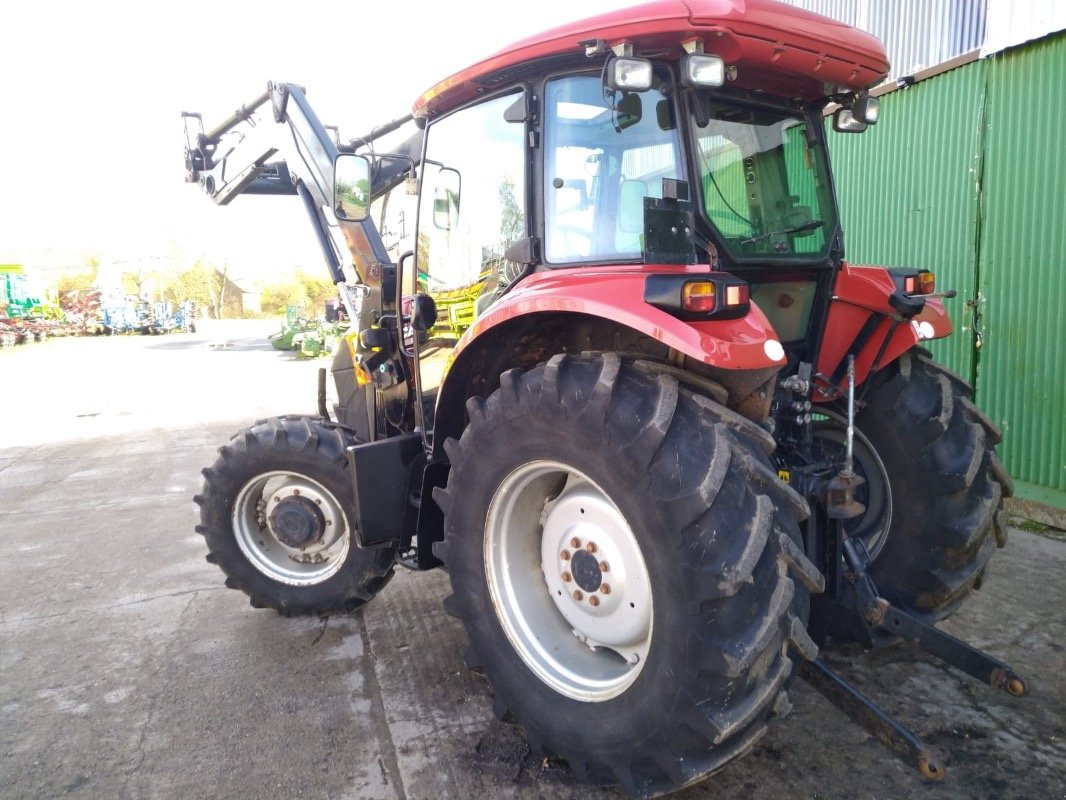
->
413;90;529;431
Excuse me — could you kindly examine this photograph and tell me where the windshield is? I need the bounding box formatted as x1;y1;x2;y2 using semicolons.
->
692;97;836;261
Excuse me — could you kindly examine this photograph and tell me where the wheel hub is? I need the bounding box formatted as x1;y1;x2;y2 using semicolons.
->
233;471;350;586
268;495;326;549
569;548;603;593
485;461;653;702
540;487;651;659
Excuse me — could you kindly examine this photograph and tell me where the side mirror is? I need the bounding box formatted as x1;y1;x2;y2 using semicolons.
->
432;167;461;231
833;94;880;134
334;154;371;221
833;107;867;134
614;92;643;131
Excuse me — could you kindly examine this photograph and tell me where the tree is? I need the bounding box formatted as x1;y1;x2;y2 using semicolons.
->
295;270;336;308
163;262;215;314
212;263;230;319
260;280;309;316
122;264;158;300
55;263;99;304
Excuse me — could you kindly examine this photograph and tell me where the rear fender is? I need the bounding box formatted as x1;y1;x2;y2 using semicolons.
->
431;266;787;448
815;263;952;402
450;267;786;372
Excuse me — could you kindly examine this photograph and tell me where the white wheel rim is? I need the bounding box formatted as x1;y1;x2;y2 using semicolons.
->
484;461;652;702
232;470;350;585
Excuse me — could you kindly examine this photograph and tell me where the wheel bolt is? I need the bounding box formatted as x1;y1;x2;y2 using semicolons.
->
588;595;600;607
315;499;322;505
599;561;609;572
560;550;571;561
586;542;597;554
573;590;584;601
293;489;301;495
570;537;581;548
562;572;572;583
600;584;611;595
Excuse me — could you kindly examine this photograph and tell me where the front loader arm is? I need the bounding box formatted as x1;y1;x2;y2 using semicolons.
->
182;82;408;295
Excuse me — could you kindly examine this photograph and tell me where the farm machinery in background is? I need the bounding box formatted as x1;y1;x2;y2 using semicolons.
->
269;302;348;357
0;264;201;344
0;265;67;345
183;1;1025;795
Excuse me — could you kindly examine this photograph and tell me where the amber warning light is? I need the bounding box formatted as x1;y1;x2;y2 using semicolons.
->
905;271;936;295
682;281;715;313
645;275;751;321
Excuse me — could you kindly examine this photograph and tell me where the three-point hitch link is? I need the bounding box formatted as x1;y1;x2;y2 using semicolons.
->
802;356;1030;781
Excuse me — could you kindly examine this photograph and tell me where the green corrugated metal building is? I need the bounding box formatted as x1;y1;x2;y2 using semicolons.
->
827;30;1066;511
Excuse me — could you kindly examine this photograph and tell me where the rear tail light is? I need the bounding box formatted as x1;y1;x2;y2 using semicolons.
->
904;271;936;295
917;271;936;294
682;281;715;313
645;273;750;320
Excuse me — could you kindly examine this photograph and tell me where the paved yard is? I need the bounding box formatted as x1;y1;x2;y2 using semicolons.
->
1;323;1063;799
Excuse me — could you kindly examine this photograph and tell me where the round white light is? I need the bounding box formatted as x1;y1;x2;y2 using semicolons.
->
764;339;785;361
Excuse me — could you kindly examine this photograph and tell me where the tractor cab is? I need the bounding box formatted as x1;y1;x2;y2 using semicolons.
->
336;1;886;441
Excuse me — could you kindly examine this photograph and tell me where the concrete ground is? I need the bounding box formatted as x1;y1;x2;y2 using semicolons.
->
1;321;1063;800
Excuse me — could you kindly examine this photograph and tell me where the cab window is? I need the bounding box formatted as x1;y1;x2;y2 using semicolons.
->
543;74;682;264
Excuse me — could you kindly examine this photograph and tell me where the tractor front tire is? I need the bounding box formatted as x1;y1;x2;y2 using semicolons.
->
824;351;1012;625
195;415;395;616
433;354;823;797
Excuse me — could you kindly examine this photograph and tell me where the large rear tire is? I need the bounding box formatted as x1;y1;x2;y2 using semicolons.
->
817;351;1012;624
195;415;395;616
433;354;822;797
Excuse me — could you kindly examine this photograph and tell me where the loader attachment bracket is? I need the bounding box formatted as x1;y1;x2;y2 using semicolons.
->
346;433;424;548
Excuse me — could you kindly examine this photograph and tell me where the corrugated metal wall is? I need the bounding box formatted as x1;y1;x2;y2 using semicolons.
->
828;63;987;381
826;31;1066;507
983;0;1066;55
780;0;986;80
978;33;1066;503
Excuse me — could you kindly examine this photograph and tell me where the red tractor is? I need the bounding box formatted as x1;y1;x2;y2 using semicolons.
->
184;1;1022;795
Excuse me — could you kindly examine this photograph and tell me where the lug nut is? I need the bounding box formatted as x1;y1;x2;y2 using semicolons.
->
560;550;571;561
599;561;609;572
570;537;581;548
573;590;584;601
562;571;572;583
588;595;600;607
600;584;611;595
586;542;597;554
293;489;300;495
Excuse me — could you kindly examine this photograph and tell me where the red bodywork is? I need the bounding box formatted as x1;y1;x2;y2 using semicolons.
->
814;263;952;403
414;0;888;119
445;265;786;379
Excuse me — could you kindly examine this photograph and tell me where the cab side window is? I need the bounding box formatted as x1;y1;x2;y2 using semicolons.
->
417;92;527;336
543;75;681;264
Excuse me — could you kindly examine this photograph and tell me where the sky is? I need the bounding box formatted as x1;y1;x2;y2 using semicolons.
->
0;0;622;285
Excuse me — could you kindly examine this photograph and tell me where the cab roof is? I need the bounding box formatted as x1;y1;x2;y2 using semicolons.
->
414;0;889;119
